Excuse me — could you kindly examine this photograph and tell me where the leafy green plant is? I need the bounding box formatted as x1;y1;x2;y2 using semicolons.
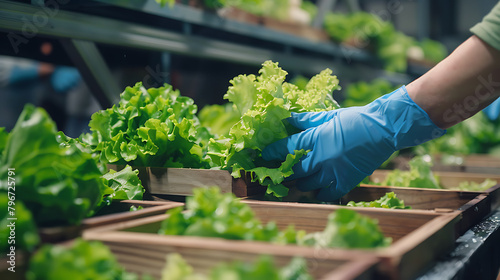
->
323;12;447;73
299;208;391;249
162;253;313;280
457;179;497;192
379;156;441;189
0;197;39;253
207;61;340;198
26;239;148;280
0;105;145;253
159;187;390;249
342;79;398;107
346;192;411;209
0;105;110;227
415;112;500;156
83;82;211;169
198;103;241;138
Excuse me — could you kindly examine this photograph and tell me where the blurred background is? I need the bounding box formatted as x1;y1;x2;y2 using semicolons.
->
0;0;498;137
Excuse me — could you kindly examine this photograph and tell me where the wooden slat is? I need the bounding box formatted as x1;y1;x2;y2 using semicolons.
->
108;165;266;197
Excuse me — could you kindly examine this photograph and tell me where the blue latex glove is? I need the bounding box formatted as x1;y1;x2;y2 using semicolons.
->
483;98;500;121
262;86;446;201
50;66;80;93
8;64;39;84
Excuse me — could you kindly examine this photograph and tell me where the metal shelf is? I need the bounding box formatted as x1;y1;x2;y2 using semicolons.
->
0;0;418;107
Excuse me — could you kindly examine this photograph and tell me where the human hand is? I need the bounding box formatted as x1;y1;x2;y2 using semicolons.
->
50;66;80;93
262;86;445;201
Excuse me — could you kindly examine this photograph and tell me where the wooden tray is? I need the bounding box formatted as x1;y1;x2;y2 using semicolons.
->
369;170;500;210
87;234;379;280
108;165;267;198
38;200;183;243
84;201;459;280
342;185;491;237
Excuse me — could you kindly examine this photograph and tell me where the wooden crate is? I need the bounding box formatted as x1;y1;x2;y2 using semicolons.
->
84;201;459;280
88;234;379;280
341;185;491;237
369;170;500;210
109;165;267;198
38;200;183;243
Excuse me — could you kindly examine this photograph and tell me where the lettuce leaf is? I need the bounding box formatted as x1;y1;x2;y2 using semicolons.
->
207;61;340;198
85;82;210;169
161;253;312;280
381;156;441;189
26;239;140;280
0;197;39;253
300;208;391;249
159;187;389;249
346;192;411;209
0;105;110;227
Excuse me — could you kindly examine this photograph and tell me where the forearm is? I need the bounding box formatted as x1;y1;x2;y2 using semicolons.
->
406;35;500;129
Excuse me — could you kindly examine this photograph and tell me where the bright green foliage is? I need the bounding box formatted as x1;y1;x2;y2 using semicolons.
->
0;197;39;253
300;208;391;249
342;79;398;107
162;253;312;280
103;166;144;201
155;0;175;7
207;61;340;198
0;105;110;227
26;239;142;280
323;12;447;72
202;0;290;21
301;0;317;20
85;82;210;169
198;103;241;138
346;192;411;209
159;187;389;250
381;156;441;189
159;187;289;242
415;112;500;156
457;179;497;192
419;38;448;63
0;127;7;155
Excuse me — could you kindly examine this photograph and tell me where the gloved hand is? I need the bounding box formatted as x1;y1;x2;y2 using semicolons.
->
50;66;80;93
8;64;40;85
262;86;446;201
483;98;500;121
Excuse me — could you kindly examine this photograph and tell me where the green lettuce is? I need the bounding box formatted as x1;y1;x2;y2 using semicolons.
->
159;187;287;242
84;82;211;169
198;103;240;138
300;208;391;249
343;79;398;107
381;156;441;189
162;253;312;280
457;179;497;192
159;187;390;249
207;61;340;198
26;239;144;280
0;105;110;227
346;192;411;209
0;127;8;155
0;197;39;253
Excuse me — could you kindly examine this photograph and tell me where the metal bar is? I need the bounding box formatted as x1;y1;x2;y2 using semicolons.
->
0;0;353;74
417;0;430;40
90;0;341;55
312;0;337;28
59;39;120;108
